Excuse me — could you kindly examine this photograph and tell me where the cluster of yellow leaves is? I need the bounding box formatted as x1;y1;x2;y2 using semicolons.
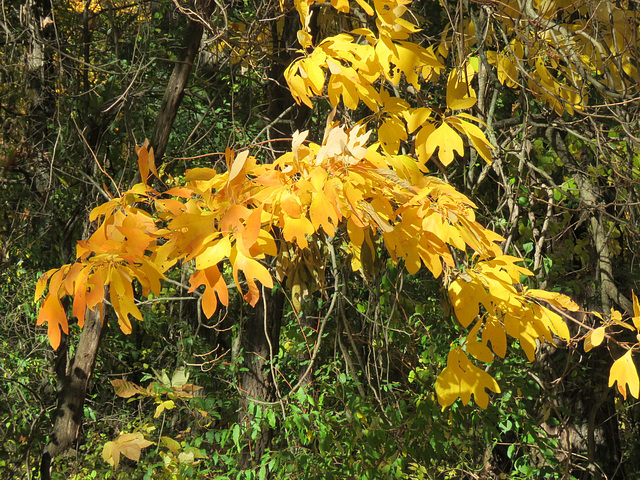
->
35;120;577;408
472;1;640;115
583;293;640;401
34;180;162;349
284;0;493;166
440;257;578;408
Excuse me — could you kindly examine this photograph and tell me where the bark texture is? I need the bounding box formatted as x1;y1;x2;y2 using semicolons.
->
40;307;104;480
239;287;284;471
151;0;216;163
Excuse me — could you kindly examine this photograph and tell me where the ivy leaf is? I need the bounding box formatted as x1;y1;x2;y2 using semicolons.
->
608;350;640;400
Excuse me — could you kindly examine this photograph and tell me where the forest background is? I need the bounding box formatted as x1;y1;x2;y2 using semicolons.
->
2;0;640;479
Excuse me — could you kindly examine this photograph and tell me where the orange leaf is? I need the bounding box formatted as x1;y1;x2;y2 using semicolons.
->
189;266;228;318
35;268;58;301
232;251;273;307
37;295;68;350
135;139;158;185
36;269;69;350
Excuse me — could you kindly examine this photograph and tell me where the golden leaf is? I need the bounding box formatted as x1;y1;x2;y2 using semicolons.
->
446;68;477;110
435;347;500;409
632;291;640;331
111;379;142;398
232;251;273;307
584;326;606;352
427;121;464;166
608;350;640;400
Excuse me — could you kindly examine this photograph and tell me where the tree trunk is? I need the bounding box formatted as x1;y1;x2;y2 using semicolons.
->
151;0;216;163
239;287;284;471
40;306;105;480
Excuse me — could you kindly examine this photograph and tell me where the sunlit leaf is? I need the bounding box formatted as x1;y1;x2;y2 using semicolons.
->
435;347;500;409
584;326;606;352
608;350;640;400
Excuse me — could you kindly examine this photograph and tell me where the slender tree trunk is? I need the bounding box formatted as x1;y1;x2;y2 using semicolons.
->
151;0;216;163
40;306;105;480
239;287;285;471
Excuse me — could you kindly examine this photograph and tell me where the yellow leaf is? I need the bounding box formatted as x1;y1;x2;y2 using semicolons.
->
403;107;433;134
526;289;579;312
632;292;640;331
608;350;640;400
414;122;436;164
283;215;315;248
302;59;326;94
447;115;494;164
353;0;374;16
483;316;507;358
466;319;494;363
331;0;349;13
428;121;464;166
109;270;143;334
227;150;250;185
446;68;477;110
379;115;407;155
435;347;500;409
154;400;176;418
232;251;273;307
448;276;481;328
35;268;58;301
286;62;314;108
584;326;606;352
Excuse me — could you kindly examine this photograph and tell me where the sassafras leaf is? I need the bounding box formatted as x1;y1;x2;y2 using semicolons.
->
435;347;500;409
427;122;464;166
232;252;273;307
609;350;640;400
